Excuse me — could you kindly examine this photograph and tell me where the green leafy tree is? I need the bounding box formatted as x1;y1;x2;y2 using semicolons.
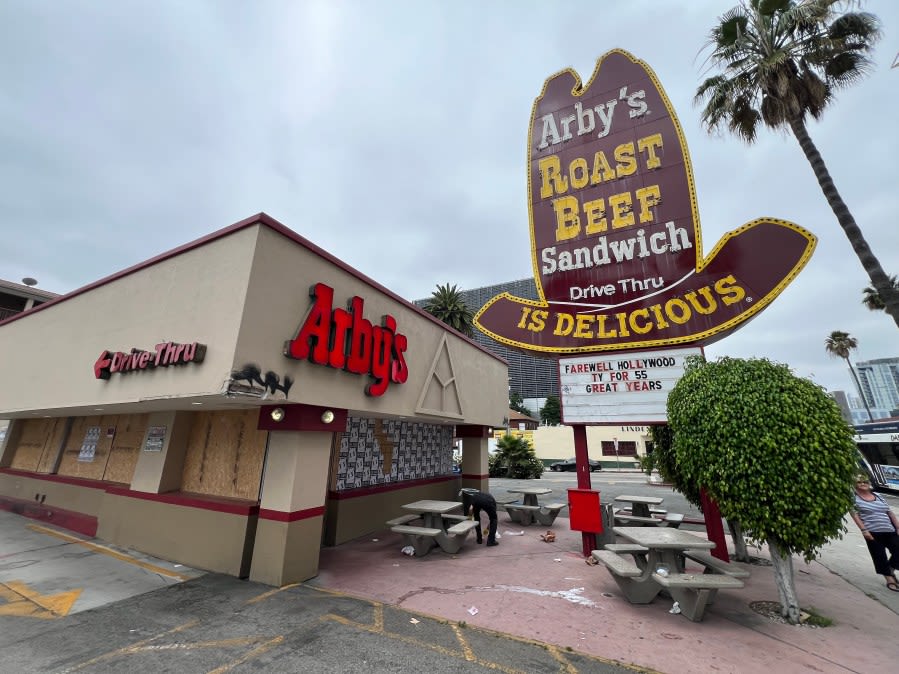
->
423;283;474;337
667;356;858;623
539;395;561;425
492;433;543;479
862;274;899;311
651;420;750;561
825;330;873;421
696;1;899;328
509;391;531;416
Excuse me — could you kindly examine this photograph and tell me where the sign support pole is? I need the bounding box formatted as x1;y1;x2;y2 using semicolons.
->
572;424;596;556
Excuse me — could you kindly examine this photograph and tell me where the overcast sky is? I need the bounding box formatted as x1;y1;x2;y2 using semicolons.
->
2;0;897;395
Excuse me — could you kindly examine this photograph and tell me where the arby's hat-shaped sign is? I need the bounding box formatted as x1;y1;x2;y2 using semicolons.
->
474;49;816;354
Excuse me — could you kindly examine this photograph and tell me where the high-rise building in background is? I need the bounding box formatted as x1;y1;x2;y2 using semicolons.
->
829;389;893;425
854;357;899;416
417;278;558;401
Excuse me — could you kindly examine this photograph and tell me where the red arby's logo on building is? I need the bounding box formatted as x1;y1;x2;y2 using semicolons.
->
284;283;408;397
474;49;816;354
94;341;206;380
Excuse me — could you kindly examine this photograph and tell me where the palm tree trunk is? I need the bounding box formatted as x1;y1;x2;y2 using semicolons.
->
788;118;899;329
844;356;874;422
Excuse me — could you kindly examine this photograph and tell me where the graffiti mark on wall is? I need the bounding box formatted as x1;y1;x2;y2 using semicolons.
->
227;363;294;399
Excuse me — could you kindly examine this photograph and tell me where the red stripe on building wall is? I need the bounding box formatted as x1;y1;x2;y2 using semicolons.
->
0;494;98;537
460;473;488;480
327;475;457;500
258;506;325;522
104;487;260;516
0;468;110;490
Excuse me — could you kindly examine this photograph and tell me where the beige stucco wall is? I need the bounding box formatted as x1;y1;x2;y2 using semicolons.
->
0;226;258;418
0;221;508;430
0;473;107;517
251;516;323;586
527;425;653;464
97;493;256;577
323;478;460;546
235;226;508;427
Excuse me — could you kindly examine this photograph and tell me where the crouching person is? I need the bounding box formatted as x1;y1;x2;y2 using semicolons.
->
459;488;498;546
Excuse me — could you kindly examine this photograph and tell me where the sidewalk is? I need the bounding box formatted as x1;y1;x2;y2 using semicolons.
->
311;508;899;673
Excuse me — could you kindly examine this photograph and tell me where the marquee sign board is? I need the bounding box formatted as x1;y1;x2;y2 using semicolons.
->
560;346;701;424
474;49;816;354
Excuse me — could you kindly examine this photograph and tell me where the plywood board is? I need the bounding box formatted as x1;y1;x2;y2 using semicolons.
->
182;409;266;500
10;418;65;472
57;415;114;480
37;419;69;474
9;419;46;471
102;414;148;485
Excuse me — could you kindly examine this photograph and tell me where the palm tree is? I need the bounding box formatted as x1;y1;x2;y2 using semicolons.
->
423;283;474;337
696;1;899;329
494;433;536;478
824;330;873;421
862;275;899;311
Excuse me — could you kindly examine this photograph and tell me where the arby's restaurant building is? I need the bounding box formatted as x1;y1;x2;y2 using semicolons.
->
0;213;507;586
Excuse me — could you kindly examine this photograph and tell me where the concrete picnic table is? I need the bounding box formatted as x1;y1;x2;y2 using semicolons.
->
596;526;743;621
401;500;463;530
505;486;552;507
613;494;664;518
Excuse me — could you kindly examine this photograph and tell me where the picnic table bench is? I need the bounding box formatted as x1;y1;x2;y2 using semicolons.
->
504;501;568;526
386;514;421;527
591;549;661;603
390;524;443;556
651;571;745;622
504;503;542;524
442;513;470;523
534;502;567;526
613;513;666;527
613;509;686;528
664;513;685;528
681;550;750;578
390;519;480;556
604;543;649;556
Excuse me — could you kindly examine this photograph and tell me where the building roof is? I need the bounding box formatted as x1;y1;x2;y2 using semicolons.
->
0;278;59;301
508;408;539;423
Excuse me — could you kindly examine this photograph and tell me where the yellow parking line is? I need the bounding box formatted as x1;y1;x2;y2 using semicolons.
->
26;524;193;581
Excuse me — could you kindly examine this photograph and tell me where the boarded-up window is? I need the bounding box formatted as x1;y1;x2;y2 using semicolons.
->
181;409;267;501
103;414;148;485
57;416;110;480
600;440;637;457
9;418;68;473
56;415;147;484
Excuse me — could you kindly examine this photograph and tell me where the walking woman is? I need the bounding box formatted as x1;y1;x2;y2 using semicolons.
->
850;475;899;591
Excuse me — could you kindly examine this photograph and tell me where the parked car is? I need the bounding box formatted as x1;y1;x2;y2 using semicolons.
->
550;457;602;472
